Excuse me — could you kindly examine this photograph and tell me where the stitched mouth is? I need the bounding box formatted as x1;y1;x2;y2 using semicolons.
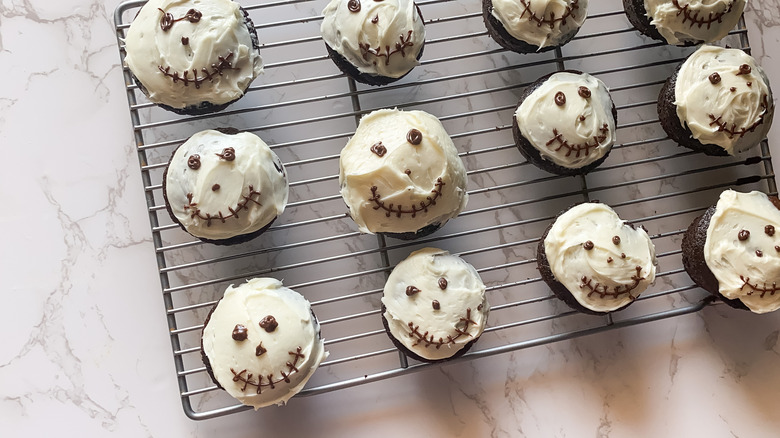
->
579;266;644;299
359;30;415;66
740;276;780;298
368;177;444;218
406;308;478;350
545;123;610;158
183;185;262;226
672;0;734;29
229;347;305;394
518;0;580;30
158;51;236;89
708;95;772;139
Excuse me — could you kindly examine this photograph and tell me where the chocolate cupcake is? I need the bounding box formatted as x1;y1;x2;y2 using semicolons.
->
339;109;469;240
538;202;657;314
163;129;288;245
483;0;588;53
201;278;327;409
658;45;774;156
381;248;489;363
123;0;263;115
320;0;425;86
682;190;780;314
623;0;746;46
513;70;617;175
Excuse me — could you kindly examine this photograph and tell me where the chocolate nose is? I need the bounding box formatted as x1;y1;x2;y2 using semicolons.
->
212;184;220;192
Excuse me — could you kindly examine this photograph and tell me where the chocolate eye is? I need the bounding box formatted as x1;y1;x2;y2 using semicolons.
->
578;86;591;99
583;240;594;250
438;278;448;290
216;147;236;161
187;154;201;170
432;300;441;310
709;72;721;84
406;129;423;145
259;315;278;332
232;324;248;341
370;141;387;157
738;230;750;241
405;285;421;296
766;225;775;236
348;0;361;12
612;236;621;245
738;64;752;76
554;91;566;106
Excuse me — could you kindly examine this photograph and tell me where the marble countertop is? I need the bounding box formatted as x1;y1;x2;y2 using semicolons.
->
4;1;780;436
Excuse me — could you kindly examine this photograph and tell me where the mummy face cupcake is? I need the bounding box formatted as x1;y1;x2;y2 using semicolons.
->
320;0;425;86
659;46;774;156
623;0;745;46
339;109;468;240
513;71;617;175
201;278;327;409
123;0;263;115
483;0;588;53
538;202;657;314
682;190;780;314
382;248;489;363
163;129;288;245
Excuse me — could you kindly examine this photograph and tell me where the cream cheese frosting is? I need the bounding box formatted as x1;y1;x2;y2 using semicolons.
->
339;109;468;235
643;0;745;46
164;129;288;241
382;248;489;361
674;45;774;155
201;278;327;408
123;0;263;110
704;190;780;314
320;0;425;79
544;203;657;312
516;71;616;169
491;0;588;49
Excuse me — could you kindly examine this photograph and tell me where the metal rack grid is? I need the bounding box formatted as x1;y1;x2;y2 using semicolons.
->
114;0;776;420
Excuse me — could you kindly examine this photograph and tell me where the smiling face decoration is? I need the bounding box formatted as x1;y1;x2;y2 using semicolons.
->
643;0;746;45
382;248;489;362
516;71;617;170
489;0;588;50
543;203;657;313
674;46;774;155
123;0;263;112
164;130;288;242
702;190;780;314
339;109;468;236
320;0;425;79
201;278;327;409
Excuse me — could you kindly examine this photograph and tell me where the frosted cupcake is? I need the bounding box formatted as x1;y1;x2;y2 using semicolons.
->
483;0;588;53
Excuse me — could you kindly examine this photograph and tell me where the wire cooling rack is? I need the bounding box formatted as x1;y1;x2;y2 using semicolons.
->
114;0;776;420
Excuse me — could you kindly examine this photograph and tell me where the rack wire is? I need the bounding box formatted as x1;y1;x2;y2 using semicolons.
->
114;0;776;420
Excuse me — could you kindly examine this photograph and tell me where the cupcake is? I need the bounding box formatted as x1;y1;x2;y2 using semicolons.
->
658;45;774;156
483;0;588;53
682;190;780;314
123;0;263;115
320;0;425;86
339;108;469;240
381;248;489;363
538;202;657;314
513;70;617;175
201;278;328;409
163;129;288;245
623;0;745;46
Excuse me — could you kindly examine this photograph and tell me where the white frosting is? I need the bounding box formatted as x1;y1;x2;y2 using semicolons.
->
544;203;657;312
642;0;745;46
123;0;263;110
704;190;780;314
674;45;774;155
320;0;425;79
516;71;616;169
165;130;288;241
490;0;588;50
201;278;327;408
339;109;468;235
382;248;489;361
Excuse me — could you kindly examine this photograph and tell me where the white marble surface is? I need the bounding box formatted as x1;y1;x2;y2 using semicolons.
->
4;1;780;436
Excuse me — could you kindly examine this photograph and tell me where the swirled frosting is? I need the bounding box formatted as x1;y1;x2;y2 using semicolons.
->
202;278;327;408
491;0;588;49
339;109;468;235
164;129;288;241
516;71;616;169
382;248;489;361
320;0;425;79
123;0;263;110
544;203;657;312
643;0;745;46
704;190;780;314
674;45;774;155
